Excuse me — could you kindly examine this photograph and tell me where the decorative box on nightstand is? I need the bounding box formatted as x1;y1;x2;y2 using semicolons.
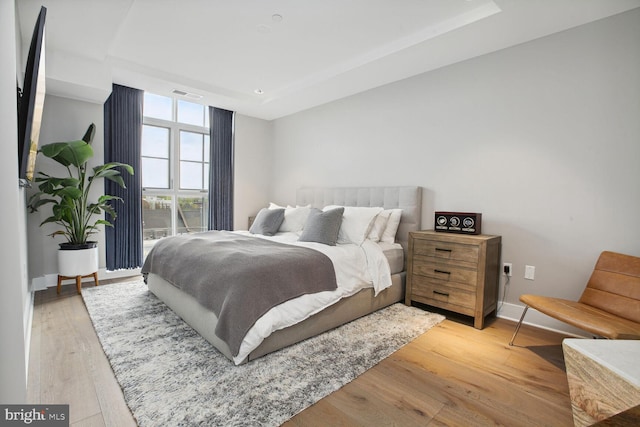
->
405;230;501;329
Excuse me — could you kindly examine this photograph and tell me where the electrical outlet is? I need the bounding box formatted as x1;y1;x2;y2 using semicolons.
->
503;263;512;276
525;265;535;280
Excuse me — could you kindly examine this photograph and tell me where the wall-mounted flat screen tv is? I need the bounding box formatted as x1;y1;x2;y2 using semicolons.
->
17;5;47;187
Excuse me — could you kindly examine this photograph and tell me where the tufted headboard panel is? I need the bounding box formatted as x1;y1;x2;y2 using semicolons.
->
296;186;422;255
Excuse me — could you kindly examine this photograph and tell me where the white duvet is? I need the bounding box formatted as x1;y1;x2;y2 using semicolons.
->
232;231;394;365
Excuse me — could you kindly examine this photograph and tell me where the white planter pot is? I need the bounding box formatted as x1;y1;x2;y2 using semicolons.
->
58;246;99;277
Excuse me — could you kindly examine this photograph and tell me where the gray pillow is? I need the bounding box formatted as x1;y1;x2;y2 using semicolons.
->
249;208;285;236
298;207;344;246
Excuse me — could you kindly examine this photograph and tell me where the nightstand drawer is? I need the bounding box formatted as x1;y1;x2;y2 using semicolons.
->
410;276;476;310
412;240;479;264
412;257;478;286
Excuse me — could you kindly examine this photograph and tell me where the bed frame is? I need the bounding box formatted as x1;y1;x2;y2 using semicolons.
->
147;186;422;363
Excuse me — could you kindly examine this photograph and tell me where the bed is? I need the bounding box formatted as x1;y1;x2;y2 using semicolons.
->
142;186;422;364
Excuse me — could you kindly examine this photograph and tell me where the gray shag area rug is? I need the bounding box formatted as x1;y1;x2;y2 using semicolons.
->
82;279;444;426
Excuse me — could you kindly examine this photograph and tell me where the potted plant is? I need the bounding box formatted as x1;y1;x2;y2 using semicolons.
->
27;123;133;279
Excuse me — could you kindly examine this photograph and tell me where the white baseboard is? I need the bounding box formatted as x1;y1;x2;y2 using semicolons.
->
30;267;142;292
497;301;589;338
24;290;33;384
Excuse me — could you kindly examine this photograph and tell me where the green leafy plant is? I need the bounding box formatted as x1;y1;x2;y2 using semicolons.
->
27;123;134;247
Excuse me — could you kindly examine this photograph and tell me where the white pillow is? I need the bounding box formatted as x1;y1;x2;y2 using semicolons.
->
380;209;403;244
367;210;391;242
268;202;310;233
323;205;383;245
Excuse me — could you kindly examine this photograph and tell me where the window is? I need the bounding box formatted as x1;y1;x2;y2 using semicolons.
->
141;93;210;257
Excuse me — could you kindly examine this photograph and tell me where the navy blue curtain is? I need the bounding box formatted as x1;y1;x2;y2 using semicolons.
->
104;84;143;270
208;107;234;230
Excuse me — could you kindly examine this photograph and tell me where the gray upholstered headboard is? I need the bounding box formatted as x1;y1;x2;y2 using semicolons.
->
296;186;422;254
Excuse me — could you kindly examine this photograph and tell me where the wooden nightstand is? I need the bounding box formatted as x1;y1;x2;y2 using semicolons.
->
405;230;501;329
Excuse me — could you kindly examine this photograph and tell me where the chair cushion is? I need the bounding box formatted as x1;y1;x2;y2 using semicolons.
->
520;294;640;339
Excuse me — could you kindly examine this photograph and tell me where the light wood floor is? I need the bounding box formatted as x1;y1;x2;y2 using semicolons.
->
28;278;574;426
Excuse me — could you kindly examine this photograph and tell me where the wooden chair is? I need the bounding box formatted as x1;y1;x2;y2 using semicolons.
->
509;251;640;346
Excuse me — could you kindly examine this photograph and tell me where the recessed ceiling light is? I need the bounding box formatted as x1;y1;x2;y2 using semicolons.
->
254;89;264;95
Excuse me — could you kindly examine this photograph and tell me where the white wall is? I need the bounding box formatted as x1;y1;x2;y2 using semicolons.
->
233;114;273;229
269;9;640;331
1;0;29;403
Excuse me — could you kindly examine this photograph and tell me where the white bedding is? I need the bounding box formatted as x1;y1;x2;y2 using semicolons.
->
232;230;394;364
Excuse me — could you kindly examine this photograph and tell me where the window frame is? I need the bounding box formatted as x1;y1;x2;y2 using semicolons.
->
142;95;210;243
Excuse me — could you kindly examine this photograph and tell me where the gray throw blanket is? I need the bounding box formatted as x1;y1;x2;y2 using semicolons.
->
141;231;338;356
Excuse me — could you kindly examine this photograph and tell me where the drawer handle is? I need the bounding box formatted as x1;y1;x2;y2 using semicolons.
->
434;269;451;275
435;248;452;253
433;290;450;297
